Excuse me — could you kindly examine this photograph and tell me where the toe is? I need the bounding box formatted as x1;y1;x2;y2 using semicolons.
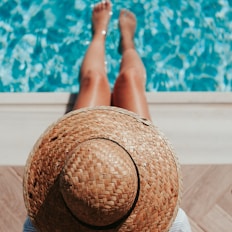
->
102;2;106;10
105;0;111;9
95;2;101;11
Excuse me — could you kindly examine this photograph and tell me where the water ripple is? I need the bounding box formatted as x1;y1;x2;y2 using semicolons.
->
0;0;231;92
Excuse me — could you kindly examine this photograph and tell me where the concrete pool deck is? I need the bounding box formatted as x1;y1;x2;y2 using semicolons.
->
0;92;231;165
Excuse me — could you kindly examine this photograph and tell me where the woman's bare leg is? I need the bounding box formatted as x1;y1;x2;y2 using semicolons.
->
73;0;112;110
112;10;151;120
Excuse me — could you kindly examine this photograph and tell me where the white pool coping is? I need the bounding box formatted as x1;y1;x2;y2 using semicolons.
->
0;92;232;165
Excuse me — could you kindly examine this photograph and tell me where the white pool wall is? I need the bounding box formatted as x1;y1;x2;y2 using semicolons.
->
0;92;231;165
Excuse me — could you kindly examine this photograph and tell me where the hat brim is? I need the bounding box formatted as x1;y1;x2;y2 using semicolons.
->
23;106;182;232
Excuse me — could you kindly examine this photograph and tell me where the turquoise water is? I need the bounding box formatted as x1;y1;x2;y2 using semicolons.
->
0;0;232;92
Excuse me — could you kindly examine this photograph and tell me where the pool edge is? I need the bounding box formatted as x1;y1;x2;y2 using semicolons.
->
0;92;231;165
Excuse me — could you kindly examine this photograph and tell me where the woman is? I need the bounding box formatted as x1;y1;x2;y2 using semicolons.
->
24;1;191;231
73;0;151;119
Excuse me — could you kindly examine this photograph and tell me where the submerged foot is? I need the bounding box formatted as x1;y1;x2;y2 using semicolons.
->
92;0;112;37
118;10;136;53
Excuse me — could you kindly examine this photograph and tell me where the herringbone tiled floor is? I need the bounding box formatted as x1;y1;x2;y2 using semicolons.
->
181;165;232;232
0;165;232;232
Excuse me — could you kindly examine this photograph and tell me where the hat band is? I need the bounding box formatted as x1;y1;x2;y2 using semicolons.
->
63;140;141;231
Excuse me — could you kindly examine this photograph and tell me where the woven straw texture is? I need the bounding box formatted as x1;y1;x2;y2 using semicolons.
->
23;106;182;232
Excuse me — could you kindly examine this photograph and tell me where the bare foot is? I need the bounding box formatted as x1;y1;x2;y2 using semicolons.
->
119;10;136;53
92;0;112;37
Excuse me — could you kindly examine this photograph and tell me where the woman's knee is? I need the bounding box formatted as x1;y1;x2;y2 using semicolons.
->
80;70;109;89
115;68;144;89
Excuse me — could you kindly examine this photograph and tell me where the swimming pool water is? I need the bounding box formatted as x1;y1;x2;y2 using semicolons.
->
0;0;232;92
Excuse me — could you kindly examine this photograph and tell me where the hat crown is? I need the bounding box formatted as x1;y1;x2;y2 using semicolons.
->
60;139;139;228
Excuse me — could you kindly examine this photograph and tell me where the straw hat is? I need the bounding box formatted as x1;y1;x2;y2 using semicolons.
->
23;106;182;232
